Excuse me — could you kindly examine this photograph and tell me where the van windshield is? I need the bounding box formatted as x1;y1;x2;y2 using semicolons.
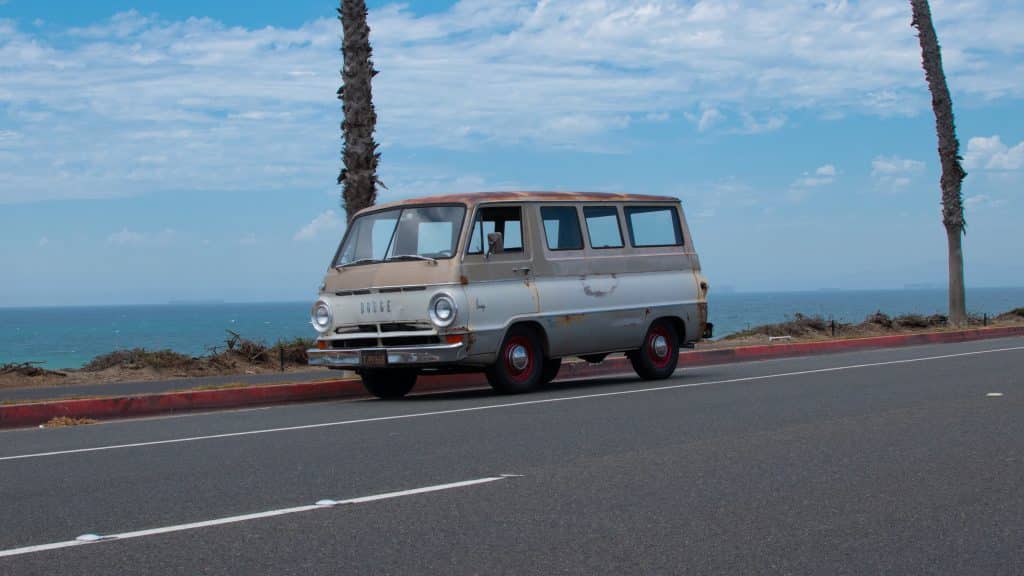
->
334;205;466;267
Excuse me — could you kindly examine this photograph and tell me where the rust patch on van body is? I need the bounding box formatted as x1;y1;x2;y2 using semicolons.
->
555;314;586;327
356;191;678;218
581;274;619;298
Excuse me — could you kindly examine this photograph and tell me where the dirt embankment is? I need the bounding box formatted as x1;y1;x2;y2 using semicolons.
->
698;308;1024;349
0;332;320;390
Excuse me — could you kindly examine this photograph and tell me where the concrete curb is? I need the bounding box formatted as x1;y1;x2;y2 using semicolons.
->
3;325;1022;429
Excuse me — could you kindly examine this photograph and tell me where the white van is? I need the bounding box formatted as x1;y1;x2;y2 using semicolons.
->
308;192;711;398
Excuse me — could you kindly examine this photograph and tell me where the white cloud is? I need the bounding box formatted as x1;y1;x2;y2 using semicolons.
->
38;236;49;247
964;194;1006;210
0;2;1023;203
697;107;723;132
238;233;258;246
871;155;925;189
106;227;177;246
294;210;342;241
964;135;1024;170
794;164;838;188
789;164;838;200
964;194;988;209
680;178;760;217
738;113;787;134
107;228;145;246
0;130;21;146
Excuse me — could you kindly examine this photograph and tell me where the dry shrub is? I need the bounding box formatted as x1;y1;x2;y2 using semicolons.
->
727;313;832;339
865;311;893;328
893;313;947;329
219;330;270;363
82;349;198;372
214;332;315;367
1000;307;1024;319
276;337;316;364
1;362;66;378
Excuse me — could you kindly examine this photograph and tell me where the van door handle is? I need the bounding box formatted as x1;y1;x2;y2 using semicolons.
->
513;267;531;275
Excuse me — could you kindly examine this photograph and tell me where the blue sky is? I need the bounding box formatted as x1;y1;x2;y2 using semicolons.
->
1;0;1022;306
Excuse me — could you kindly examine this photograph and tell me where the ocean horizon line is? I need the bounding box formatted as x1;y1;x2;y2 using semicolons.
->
3;285;1024;311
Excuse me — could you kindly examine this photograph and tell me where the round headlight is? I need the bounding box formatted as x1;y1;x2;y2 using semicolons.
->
428;294;457;328
311;301;333;333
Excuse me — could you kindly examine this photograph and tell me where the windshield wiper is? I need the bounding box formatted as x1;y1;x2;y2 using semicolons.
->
335;258;381;270
387;254;438;265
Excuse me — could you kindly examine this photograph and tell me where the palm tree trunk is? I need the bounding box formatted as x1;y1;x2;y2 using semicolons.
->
910;0;967;326
338;0;380;222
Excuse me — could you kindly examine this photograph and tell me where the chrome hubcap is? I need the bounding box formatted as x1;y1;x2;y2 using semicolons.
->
652;335;668;358
509;345;529;371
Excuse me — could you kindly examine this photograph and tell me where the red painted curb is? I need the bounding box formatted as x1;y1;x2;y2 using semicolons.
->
2;325;1022;429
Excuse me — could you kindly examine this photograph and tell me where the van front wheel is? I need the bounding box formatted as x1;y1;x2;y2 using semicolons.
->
629;319;679;380
361;369;417;399
486;326;543;394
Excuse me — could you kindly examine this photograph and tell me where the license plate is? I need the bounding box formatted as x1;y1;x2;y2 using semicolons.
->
361;349;388;368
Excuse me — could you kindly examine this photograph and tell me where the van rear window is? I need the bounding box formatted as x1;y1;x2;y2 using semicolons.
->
624;206;683;247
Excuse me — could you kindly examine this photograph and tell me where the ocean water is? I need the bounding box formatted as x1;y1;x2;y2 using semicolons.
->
2;287;1022;369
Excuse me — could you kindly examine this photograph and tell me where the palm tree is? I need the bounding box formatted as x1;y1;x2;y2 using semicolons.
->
338;0;381;221
910;0;968;326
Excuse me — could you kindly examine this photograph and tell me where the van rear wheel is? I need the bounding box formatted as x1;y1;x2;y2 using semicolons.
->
486;325;543;394
361;369;417;399
629;319;679;380
541;357;562;385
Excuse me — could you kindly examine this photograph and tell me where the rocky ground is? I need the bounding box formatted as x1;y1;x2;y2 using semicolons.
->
0;333;323;390
697;308;1024;349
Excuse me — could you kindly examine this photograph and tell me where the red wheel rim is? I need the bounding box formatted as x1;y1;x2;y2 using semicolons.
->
646;325;673;369
503;336;534;383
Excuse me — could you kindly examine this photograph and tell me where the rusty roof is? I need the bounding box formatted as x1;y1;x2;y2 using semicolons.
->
360;191;678;215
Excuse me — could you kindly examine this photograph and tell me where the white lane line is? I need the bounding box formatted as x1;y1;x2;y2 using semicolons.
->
3;345;1022;463
0;476;511;559
986;392;1004;397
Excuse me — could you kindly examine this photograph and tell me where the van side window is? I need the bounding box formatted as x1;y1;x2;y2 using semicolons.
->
624;206;684;247
467;206;523;254
541;206;584;251
583;206;624;249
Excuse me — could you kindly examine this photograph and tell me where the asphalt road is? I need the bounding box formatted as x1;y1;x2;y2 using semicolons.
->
1;337;1022;575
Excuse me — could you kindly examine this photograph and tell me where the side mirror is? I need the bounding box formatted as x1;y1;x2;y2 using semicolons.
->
486;232;504;258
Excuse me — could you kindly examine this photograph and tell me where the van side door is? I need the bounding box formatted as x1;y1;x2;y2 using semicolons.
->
460;204;539;359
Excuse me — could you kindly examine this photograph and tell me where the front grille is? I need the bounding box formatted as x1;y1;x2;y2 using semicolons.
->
380;322;434;332
330;336;440;349
330;322;441;349
331;338;380;350
383;336;438;347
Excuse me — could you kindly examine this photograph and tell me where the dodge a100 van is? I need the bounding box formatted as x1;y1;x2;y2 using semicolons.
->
307;192;711;398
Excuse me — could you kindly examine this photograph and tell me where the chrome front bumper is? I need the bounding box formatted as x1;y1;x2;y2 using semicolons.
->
307;342;466;368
